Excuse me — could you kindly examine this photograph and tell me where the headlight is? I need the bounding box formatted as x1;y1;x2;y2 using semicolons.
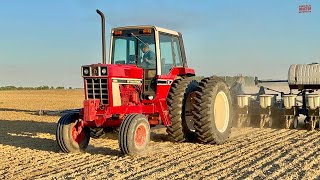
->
101;67;107;75
82;67;90;76
84;69;89;75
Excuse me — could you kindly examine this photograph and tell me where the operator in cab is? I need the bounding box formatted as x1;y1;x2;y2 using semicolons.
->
140;43;156;69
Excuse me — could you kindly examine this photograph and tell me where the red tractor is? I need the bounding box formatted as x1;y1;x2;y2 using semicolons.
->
56;10;233;155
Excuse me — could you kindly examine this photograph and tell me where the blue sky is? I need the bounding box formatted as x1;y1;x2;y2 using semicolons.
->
0;0;319;87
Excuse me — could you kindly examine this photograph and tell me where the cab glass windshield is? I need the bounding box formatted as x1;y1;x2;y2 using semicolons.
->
111;29;156;69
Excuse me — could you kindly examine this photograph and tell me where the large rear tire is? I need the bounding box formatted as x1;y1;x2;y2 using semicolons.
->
193;76;233;144
56;113;90;153
119;114;150;155
166;78;198;142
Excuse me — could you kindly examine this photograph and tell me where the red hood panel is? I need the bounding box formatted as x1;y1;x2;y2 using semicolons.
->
88;64;143;79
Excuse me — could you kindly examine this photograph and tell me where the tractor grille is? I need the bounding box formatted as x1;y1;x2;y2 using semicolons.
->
85;78;109;104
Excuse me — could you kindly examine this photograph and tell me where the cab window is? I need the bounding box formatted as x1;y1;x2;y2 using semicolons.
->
159;34;183;74
172;37;183;66
111;33;156;68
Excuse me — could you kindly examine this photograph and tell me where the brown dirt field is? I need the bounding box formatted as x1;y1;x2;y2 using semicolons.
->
1;90;320;179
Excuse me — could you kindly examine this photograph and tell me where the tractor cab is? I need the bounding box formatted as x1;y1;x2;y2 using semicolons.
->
110;26;188;99
81;12;195;109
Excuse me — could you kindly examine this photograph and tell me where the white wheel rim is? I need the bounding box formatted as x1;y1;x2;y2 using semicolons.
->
214;91;230;133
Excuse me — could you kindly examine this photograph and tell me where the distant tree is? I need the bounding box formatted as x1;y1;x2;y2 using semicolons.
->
36;86;49;90
0;86;17;90
68;87;72;90
56;86;65;90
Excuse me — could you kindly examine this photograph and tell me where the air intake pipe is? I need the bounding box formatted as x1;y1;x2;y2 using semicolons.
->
96;9;106;64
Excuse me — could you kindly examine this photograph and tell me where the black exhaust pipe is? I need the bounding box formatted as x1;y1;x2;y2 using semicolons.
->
96;9;106;64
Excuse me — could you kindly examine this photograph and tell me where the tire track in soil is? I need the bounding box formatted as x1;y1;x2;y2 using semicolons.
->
165;129;303;179
130;127;261;168
0;149;55;177
41;148;126;178
9;153;63;172
121;128;275;179
160;131;302;177
231;130;319;179
207;130;310;179
63;141;161;178
61;157;129;178
31;140;119;178
228;127;265;140
76;144;211;179
271;136;320;179
301;149;320;179
138;129;288;179
0;127;256;178
19;154;93;178
0;148;35;163
271;145;320;179
7;154;70;178
33;154;111;178
87;128;262;178
260;131;320;179
128;128;294;179
272;144;320;179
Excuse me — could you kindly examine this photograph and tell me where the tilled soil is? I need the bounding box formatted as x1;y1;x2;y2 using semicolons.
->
0;90;320;179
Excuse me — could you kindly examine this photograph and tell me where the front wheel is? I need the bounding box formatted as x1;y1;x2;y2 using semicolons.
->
56;113;90;153
119;114;150;155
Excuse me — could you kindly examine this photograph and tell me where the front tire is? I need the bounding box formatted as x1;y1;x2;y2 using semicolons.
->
56;113;90;153
119;114;150;155
193;76;233;144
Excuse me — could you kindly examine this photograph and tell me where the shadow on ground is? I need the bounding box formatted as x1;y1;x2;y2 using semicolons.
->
0;119;59;152
0;119;123;156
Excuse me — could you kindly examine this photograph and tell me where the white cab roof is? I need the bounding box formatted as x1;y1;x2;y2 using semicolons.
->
111;25;179;36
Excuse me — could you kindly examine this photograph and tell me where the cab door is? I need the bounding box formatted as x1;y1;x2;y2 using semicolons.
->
159;33;183;75
153;33;185;101
137;39;157;99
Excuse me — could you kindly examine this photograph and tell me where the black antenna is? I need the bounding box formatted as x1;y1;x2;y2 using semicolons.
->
96;9;106;64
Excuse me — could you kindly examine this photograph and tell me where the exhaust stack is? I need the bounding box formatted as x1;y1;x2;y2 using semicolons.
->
96;9;106;64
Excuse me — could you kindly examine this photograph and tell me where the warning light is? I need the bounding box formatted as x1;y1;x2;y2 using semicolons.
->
142;29;152;34
114;30;122;35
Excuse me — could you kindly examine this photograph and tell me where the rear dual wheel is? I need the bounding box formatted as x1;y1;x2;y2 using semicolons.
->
166;78;198;142
193;76;233;144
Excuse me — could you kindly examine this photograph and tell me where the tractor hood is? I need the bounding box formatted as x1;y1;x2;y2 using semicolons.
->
81;64;143;79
